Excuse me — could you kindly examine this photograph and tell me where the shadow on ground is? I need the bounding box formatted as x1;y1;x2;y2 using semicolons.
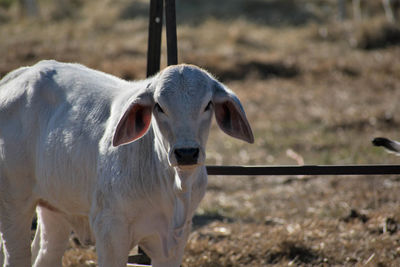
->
192;213;234;230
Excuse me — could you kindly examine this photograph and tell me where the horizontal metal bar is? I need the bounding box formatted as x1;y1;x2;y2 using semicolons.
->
206;165;400;176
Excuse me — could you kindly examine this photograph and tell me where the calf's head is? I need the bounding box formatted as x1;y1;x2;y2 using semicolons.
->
113;64;254;169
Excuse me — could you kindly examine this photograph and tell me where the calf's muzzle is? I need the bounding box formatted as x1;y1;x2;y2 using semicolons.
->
174;147;200;166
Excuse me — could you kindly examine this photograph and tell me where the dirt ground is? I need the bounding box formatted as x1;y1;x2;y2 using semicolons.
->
1;0;400;266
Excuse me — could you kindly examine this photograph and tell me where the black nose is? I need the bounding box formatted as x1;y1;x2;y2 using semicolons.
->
174;148;200;165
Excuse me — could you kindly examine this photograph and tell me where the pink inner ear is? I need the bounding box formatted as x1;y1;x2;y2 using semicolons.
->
113;104;152;147
134;106;152;139
214;100;254;144
215;102;232;131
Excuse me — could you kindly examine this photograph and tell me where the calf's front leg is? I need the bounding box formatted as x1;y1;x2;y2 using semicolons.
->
92;212;131;267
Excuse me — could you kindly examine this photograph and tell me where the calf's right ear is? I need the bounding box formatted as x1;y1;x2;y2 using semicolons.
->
113;93;154;147
213;81;254;144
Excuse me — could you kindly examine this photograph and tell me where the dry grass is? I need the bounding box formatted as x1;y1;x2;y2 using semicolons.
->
192;175;400;266
1;0;400;266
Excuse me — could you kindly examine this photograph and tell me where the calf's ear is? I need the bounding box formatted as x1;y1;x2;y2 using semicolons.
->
213;81;254;144
113;93;153;147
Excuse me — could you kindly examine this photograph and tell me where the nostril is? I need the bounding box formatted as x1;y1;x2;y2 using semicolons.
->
174;148;200;165
174;148;199;159
193;148;199;159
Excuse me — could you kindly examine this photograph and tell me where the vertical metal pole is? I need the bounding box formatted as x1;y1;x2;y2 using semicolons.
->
165;0;178;66
147;0;164;77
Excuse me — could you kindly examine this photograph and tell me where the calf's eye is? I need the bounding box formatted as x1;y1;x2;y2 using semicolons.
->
155;103;164;114
204;101;212;112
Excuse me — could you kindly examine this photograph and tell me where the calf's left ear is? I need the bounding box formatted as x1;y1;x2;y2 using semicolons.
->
213;81;254;144
113;93;154;147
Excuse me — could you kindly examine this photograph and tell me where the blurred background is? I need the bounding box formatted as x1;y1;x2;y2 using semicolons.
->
1;0;400;266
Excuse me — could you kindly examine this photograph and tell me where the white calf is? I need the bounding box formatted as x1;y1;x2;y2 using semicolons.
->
0;60;254;267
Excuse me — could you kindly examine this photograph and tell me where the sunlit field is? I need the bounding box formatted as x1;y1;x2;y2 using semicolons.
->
1;0;400;266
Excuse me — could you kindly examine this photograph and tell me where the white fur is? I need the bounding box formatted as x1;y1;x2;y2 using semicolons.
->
0;60;253;267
